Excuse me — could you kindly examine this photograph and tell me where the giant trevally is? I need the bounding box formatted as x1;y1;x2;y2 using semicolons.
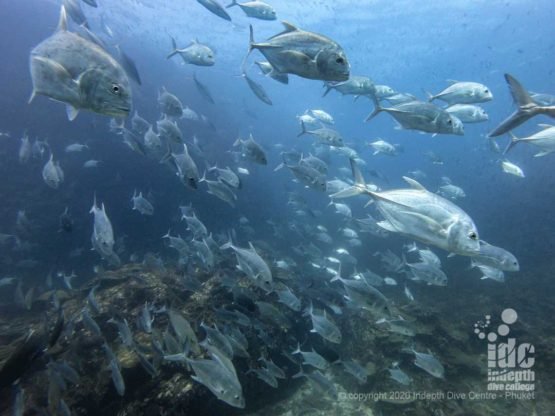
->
226;0;276;20
246;22;350;81
167;37;215;66
426;81;493;105
367;99;464;136
333;159;480;256
196;0;232;21
193;73;215;104
220;239;273;291
233;134;268;165
29;7;131;120
488;74;555;137
323;75;375;98
470;240;519;271
242;72;272;105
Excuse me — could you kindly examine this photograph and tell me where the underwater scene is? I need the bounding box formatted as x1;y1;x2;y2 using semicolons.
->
0;0;554;414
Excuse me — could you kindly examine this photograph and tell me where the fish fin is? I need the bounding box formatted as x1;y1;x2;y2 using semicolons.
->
57;6;68;32
424;90;435;102
167;36;179;59
505;73;534;108
28;90;36;104
399;211;445;234
364;94;383;122
297;121;308;137
66;105;79;121
534;151;552;157
538;123;552;129
225;0;238;8
281;21;299;32
402;176;427;191
503;132;520;154
446;79;459;85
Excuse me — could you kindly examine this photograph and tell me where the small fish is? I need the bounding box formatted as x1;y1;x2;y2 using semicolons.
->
131;190;154;215
167;37;215;66
227;0;277;20
242;72;272;105
426;81;493;105
409;348;445;379
196;0;232;21
501;160;525;178
109;358;125;396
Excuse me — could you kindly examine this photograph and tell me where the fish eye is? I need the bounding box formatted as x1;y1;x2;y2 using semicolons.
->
234;395;239;399
111;84;121;95
447;119;452;125
335;57;345;64
468;231;477;240
485;89;489;93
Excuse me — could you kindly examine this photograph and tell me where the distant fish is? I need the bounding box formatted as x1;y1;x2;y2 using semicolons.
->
426;81;493;105
196;0;232;21
255;61;288;84
29;7;131;120
488;74;555;137
504;125;555;157
193;73;215;104
242;72;272;105
115;45;142;86
167;37;215;66
501;159;525;178
131;190;154;215
226;0;276;20
42;153;64;189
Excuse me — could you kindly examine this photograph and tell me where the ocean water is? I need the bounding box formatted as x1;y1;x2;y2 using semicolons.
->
0;0;554;415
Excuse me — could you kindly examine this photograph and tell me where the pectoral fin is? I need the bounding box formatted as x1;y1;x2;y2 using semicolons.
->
398;210;446;235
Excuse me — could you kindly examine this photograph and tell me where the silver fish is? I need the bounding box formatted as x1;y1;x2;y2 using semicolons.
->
246;22;349;82
167;37;215;66
196;0;232;21
227;0;276;20
242;72;272;105
29;7;131;120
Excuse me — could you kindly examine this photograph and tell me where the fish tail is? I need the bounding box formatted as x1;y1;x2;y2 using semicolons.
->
292;342;301;354
225;0;238;8
503;132;520;154
297;121;308;138
364;94;384;122
167;36;179;59
424;90;435;102
292;365;305;379
219;232;234;250
322;84;333;97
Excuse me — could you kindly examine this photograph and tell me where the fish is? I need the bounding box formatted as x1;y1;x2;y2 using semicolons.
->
162;144;199;189
426;81;493;105
158;87;184;118
445;104;489;123
323;75;375;98
193;73;215;104
473;263;505;282
408;348;445;379
65;143;88;152
501;160;525;178
504;125;555;156
115;45;141;86
437;184;466;200
167;309;200;354
247;367;278;387
369;139;399;156
255;61;289;84
233;134;268;165
131;190;154;215
186;353;245;408
208;165;241;189
367;99;464;136
42;154;64;189
18;133;32;164
227;0;277;20
167;37;215;66
242;72;272;105
109;358;125;396
292;368;337;399
291;343;329;370
388;363;412;385
306;302;341;344
377;318;416;336
181;209;208;237
196;0;232;21
200;175;238;207
488;74;555;137
131;111;151;135
220;238;273;291
384;92;418;105
246;22;350;81
297;122;344;147
333;159;480;256
406;261;448;286
157;117;183;144
62;0;88;27
90;195;119;265
29;7;131;120
470;240;519;271
341;360;369;384
309;109;334;125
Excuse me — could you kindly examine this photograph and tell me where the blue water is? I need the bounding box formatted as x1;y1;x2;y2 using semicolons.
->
0;0;554;414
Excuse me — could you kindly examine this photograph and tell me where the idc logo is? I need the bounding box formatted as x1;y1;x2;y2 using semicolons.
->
474;308;535;393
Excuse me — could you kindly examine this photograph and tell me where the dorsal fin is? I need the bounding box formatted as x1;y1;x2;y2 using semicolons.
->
538;123;553;129
446;79;459;85
281;21;299;33
504;74;533;108
402;176;427;191
57;6;68;32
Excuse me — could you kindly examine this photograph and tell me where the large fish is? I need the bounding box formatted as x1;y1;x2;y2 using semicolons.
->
488;74;555;137
29;7;131;120
196;0;232;21
333;159;480;256
245;22;350;82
